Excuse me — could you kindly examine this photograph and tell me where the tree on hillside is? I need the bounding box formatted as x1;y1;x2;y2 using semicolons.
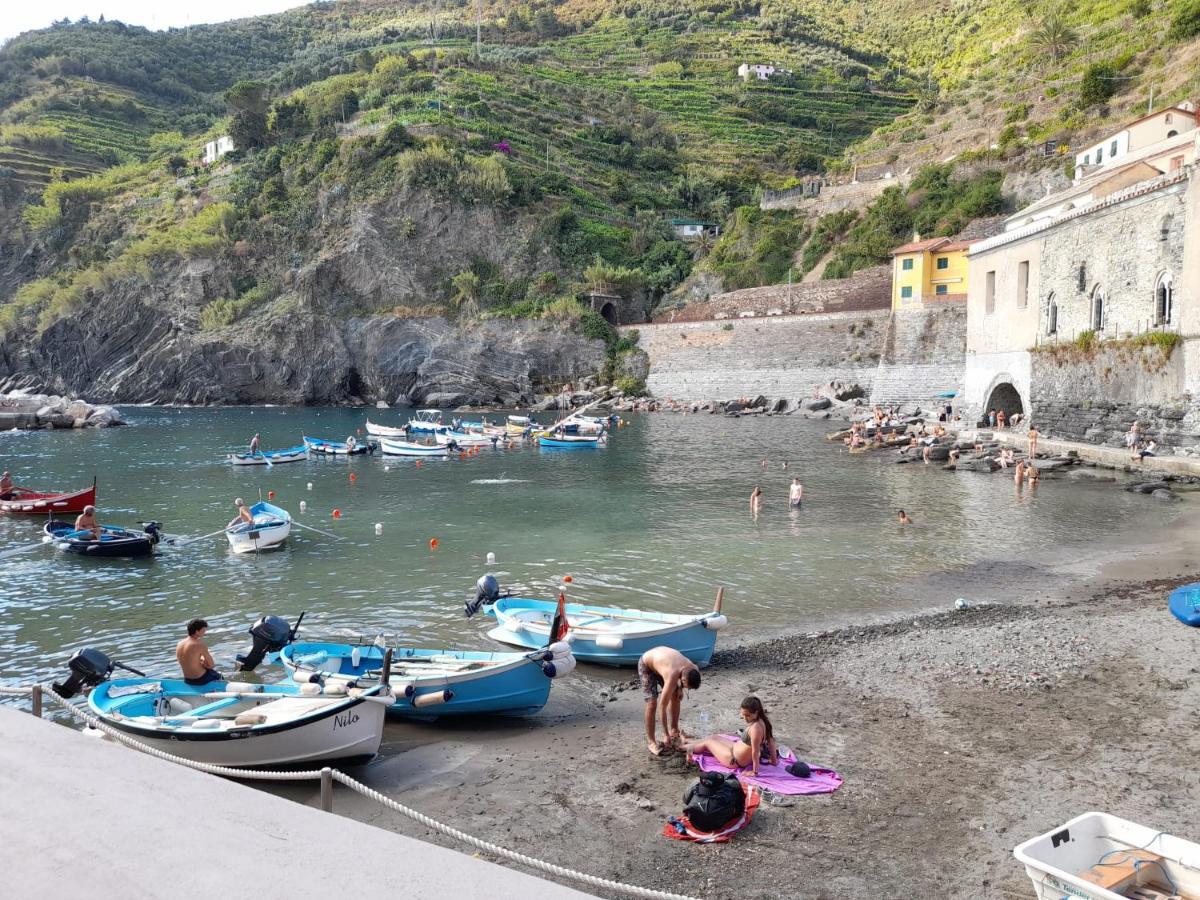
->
451;270;482;317
1079;62;1117;106
1030;15;1079;63
224;80;270;149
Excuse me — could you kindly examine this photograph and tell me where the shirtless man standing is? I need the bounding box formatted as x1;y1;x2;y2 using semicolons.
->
639;646;701;755
0;470;14;500
788;478;803;508
176;618;222;686
74;504;101;540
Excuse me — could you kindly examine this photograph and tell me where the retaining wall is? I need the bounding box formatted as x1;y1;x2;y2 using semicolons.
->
760;176;909;214
871;305;968;406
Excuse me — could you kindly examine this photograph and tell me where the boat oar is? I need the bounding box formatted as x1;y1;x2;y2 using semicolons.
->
293;521;342;540
259;451;273;469
0;540;49;560
171;526;230;548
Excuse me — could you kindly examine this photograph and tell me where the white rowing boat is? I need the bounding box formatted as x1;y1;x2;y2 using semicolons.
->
225;500;291;553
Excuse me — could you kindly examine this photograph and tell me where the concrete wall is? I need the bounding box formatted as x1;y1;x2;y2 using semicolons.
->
634;310;884;400
967;237;1042;355
760;176;909;214
871;305;967;406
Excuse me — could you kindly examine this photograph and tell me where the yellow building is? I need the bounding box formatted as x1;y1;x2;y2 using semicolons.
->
891;237;970;310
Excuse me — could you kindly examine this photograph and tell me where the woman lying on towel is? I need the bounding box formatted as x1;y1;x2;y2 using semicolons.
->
686;696;778;777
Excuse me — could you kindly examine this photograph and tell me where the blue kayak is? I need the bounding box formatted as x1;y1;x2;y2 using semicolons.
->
1168;583;1200;626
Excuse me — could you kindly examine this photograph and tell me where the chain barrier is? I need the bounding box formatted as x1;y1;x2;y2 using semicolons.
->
9;684;699;900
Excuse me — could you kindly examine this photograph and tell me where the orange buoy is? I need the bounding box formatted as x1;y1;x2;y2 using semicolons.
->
332;509;342;519
429;538;439;549
349;473;357;482
563;575;573;583
267;490;276;500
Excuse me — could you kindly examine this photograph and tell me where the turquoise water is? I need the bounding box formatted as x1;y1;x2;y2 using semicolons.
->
0;408;1178;685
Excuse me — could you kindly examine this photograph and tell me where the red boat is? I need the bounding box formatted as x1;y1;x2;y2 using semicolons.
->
0;480;97;515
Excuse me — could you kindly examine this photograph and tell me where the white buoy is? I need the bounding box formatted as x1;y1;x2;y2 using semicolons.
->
384;466;391;472
955;598;968;610
375;523;383;535
306;482;313;491
299;500;307;513
486;551;496;565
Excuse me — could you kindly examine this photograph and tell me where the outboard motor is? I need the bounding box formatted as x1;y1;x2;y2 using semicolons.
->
465;573;501;618
53;648;115;698
236;613;302;671
143;521;163;546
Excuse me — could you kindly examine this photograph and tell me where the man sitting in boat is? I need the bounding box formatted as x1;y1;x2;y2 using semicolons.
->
0;471;13;500
74;504;101;541
639;646;701;756
176;618;222;686
228;498;254;528
346;434;358;450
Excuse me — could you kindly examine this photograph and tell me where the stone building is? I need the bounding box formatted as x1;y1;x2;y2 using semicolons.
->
964;107;1200;447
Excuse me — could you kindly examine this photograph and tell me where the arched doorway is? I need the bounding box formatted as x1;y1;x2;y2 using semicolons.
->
984;382;1024;422
1091;286;1105;332
598;302;617;326
1156;272;1173;326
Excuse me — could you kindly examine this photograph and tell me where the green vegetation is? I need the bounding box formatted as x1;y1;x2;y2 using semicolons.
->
1169;0;1200;40
1079;62;1118;107
699;207;807;290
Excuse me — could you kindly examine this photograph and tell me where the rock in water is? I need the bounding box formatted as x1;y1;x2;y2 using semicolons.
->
1151;488;1182;502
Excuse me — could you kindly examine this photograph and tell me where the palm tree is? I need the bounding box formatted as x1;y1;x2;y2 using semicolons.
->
1030;15;1079;63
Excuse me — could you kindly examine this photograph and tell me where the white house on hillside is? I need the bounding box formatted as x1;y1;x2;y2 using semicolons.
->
737;63;790;82
1073;104;1197;180
203;135;235;165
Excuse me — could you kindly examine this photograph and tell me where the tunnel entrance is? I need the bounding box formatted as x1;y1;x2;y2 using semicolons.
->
984;382;1024;422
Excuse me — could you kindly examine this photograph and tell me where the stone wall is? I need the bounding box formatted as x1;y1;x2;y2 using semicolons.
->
631;311;884;400
871;304;967;406
1038;181;1188;342
652;266;890;323
760;176;909;214
1030;341;1200;449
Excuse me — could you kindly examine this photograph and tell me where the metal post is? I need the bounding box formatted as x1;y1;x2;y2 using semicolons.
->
31;685;42;718
320;767;333;812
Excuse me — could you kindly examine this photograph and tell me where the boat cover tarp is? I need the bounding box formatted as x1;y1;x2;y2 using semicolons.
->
662;783;760;844
693;736;843;796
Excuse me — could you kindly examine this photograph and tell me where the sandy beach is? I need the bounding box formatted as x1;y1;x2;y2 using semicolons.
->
256;504;1200;900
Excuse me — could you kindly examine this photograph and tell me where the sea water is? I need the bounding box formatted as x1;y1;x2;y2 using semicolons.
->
0;407;1179;685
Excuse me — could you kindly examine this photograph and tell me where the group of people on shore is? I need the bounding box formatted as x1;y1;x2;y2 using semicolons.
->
1126;422;1159;462
639;645;776;774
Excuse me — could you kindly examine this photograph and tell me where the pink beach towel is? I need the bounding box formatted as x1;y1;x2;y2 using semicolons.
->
693;735;843;796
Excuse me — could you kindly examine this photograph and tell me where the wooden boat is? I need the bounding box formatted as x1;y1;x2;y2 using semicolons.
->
506;415;535;436
407;409;446;433
43;519;163;558
457;420;506;437
537;434;604;449
280;641;575;720
435;430;498;447
1169;583;1200;626
225;500;291;554
88;677;393;767
227;445;308;466
364;419;408;438
303;436;375;456
378;437;452;457
0;479;96;515
562;414;608;434
486;596;726;666
1014;811;1200;900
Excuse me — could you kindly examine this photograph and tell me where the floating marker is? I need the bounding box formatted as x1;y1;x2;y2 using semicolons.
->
429;538;439;549
563;575;573;584
267;490;276;500
307;482;313;491
486;551;496;565
375;523;383;535
332;509;342;519
299;501;307;513
349;473;357;483
384;466;391;472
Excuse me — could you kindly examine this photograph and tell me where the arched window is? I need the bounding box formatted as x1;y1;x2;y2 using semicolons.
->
1156;272;1174;326
1046;293;1058;335
1077;263;1087;292
1161;214;1174;242
1092;287;1105;332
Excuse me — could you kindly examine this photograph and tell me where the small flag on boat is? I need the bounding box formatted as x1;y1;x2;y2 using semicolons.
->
548;592;570;645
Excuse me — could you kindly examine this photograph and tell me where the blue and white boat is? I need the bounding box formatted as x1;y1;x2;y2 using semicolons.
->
303;435;374;456
85;676;393;767
279;641;575;720
227;445;308;466
436;429;499;447
486;596;727;667
378;437;453;457
365;419;408;438
537;434;604;449
406;409;447;433
225;500;291;554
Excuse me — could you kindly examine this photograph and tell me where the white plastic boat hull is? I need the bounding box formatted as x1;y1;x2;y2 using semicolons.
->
365;420;408;438
226;520;290;553
379;438;449;456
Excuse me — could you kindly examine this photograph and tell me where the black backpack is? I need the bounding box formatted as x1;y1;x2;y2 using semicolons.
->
682;772;745;831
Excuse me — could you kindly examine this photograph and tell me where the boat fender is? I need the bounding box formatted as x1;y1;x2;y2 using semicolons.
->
166;697;192;716
300;683;322;696
545;656;576;678
596;635;624;650
702;615;728;631
351;647;361;667
540;661;557;678
412;689;453;708
225;681;257;693
322;682;348;696
394;681;415;699
192;719;223;729
564;631;576;644
547;640;572;658
292;670;322;685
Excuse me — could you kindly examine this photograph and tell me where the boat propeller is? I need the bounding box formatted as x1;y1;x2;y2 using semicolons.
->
53;648;146;699
236;612;305;672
